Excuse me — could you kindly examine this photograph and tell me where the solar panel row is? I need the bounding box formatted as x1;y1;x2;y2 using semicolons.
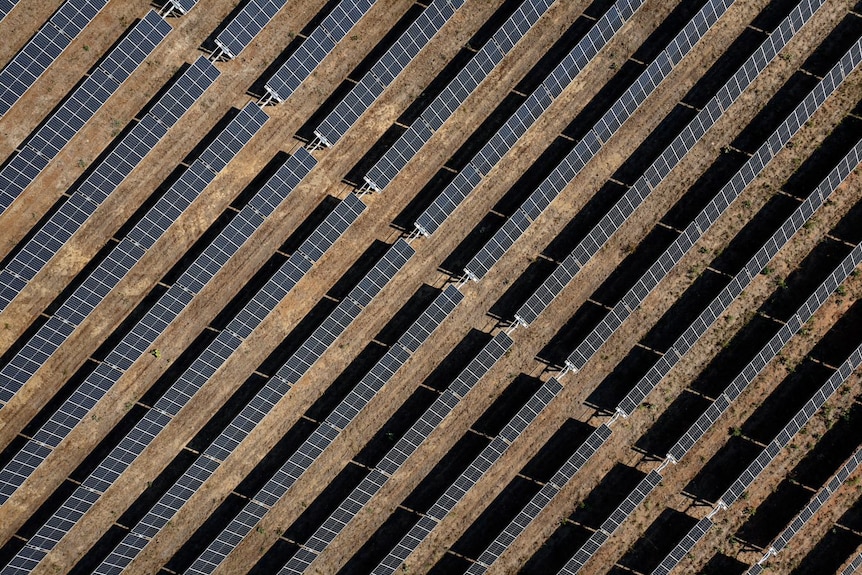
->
313;0;466;147
0;0;109;117
462;0;735;282
0;104;268;508
280;330;512;574
362;0;559;191
213;0;288;60
515;0;826;329
189;273;458;575
0;57;220;312
0;10;172;215
94;239;413;575
0;151;364;575
556;143;862;572
654;339;862;575
264;0;376;102
415;0;645;237
616;37;862;417
371;377;565;575
464;424;613;574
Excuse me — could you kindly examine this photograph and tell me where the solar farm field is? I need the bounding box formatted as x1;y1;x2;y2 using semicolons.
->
0;0;860;574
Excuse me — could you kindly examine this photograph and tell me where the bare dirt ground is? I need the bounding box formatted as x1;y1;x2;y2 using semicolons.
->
0;0;860;574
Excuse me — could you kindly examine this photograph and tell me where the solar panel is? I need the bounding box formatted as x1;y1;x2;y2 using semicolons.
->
213;0;286;59
360;0;559;191
0;0;17;22
839;550;862;575
0;57;219;312
462;0;733;282
414;163;482;236
0;0;109;117
264;0;376;102
0;10;171;215
397;285;464;353
313;0;465;146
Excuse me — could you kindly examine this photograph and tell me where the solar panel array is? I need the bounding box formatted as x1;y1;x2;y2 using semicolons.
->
615;39;862;418
515;0;826;328
464;424;613;575
462;0;735;282
0;0;109;117
361;0;560;191
456;129;861;572
281;330;512;574
654;339;862;575
559;470;662;574
0;10;172;214
414;0;645;237
313;0;466;147
0;104;268;504
263;0;376;102
0;56;220;313
211;0;287;60
188;277;459;575
0;149;323;575
93;239;413;575
555;147;862;571
372;376;565;575
650;517;713;575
